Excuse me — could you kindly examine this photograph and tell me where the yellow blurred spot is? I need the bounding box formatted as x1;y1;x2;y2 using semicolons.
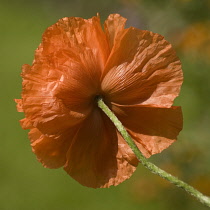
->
178;21;210;60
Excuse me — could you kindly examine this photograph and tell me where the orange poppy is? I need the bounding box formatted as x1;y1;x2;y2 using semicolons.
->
15;14;183;188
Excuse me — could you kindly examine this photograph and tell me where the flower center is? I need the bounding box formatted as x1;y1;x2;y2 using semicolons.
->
94;94;102;102
94;93;112;110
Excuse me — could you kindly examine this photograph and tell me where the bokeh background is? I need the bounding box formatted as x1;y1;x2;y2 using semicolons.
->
1;0;210;209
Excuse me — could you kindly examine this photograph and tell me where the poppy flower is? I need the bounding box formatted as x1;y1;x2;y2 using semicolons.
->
16;14;183;188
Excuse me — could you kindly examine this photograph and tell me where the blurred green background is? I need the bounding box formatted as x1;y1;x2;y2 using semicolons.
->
1;0;210;209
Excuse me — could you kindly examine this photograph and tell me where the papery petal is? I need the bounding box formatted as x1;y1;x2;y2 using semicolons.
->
109;132;138;185
105;129;139;187
29;126;78;168
102;28;183;107
21;64;89;135
112;103;183;156
104;14;127;50
40;15;110;76
15;99;23;112
64;109;138;188
64;109;117;188
15;99;34;129
19;15;112;135
21;51;93;134
20;118;33;130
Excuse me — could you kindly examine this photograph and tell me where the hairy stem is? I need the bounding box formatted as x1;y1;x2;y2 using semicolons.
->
97;97;210;208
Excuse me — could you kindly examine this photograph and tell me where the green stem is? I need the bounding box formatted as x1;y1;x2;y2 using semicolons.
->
97;97;210;208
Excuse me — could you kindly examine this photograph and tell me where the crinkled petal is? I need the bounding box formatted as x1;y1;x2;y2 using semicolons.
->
102;27;183;107
29;126;79;168
111;132;138;185
106;125;139;187
40;15;110;77
19;15;111;135
64;109;138;188
21;64;89;135
15;99;23;112
112;103;183;156
20;118;33;130
104;14;127;50
64;109;117;188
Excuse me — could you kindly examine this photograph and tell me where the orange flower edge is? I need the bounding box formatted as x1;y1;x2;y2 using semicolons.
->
16;14;183;188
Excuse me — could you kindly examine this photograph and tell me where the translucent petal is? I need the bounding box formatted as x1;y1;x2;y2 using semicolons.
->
112;103;183;156
102;28;183;107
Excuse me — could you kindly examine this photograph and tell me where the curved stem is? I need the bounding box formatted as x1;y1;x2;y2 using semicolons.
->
97;97;210;208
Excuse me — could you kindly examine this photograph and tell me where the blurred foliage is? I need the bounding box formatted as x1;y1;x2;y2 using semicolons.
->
1;0;210;209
